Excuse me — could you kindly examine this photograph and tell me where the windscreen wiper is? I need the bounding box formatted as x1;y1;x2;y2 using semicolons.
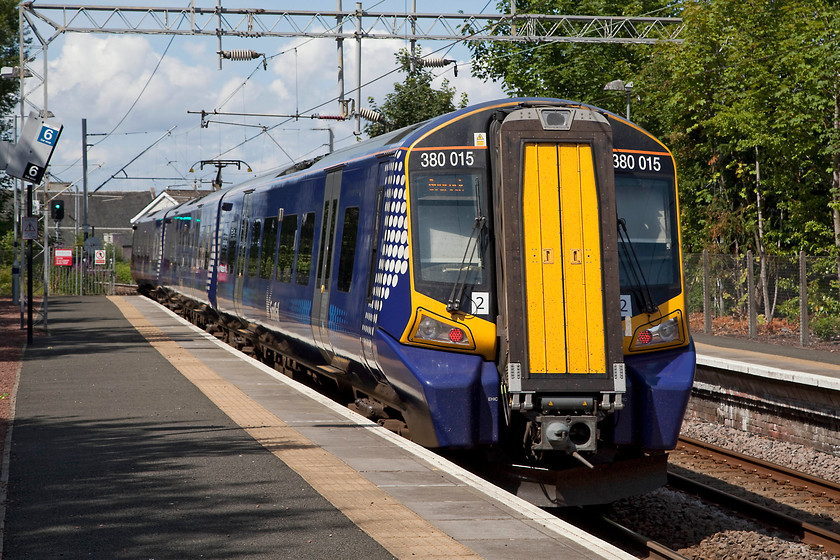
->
617;217;659;314
446;215;486;313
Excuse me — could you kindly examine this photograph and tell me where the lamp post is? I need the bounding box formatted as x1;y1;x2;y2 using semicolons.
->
604;79;634;120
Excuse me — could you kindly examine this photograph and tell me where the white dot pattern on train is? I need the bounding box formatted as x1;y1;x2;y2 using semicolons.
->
363;154;409;337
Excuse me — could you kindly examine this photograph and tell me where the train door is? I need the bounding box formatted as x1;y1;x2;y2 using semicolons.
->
491;107;624;402
311;171;342;361
522;142;606;375
233;192;254;317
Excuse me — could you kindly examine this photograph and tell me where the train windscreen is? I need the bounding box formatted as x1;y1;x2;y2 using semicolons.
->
615;173;681;304
411;172;486;286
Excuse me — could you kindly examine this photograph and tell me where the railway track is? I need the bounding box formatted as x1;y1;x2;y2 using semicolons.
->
558;508;691;560
669;436;840;556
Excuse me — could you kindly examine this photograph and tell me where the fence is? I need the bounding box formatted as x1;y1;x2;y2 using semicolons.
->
50;246;117;296
685;250;840;345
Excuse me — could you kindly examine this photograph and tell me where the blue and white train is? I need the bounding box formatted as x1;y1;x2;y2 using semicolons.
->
132;98;696;506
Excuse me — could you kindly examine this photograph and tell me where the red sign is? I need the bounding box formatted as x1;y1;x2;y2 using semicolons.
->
55;248;73;267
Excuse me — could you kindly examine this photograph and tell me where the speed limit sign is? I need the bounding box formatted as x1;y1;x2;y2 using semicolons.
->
94;249;106;265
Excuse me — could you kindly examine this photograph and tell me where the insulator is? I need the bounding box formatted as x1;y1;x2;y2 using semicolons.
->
418;57;455;68
221;49;263;61
317;114;346;121
415;57;457;76
358;107;385;123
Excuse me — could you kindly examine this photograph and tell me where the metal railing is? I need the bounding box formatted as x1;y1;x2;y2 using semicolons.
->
685;250;840;345
50;246;117;296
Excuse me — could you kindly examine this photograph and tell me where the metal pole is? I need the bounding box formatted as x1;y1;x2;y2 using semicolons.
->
216;0;222;70
18;7;25;328
625;90;631;121
43;185;49;334
703;249;711;334
747;250;756;339
82;118;89;239
800;251;809;346
26;183;32;344
410;0;416;72
355;2;362;136
11;116;19;305
42;43;50;334
336;0;345;116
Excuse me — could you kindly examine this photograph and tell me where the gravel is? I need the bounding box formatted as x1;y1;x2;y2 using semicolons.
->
605;417;840;560
681;418;840;484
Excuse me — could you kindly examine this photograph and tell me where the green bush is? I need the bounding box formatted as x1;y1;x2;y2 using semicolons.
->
115;261;133;284
776;297;800;322
811;315;840;340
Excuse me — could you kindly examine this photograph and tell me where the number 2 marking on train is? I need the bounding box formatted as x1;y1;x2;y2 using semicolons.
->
620;295;632;317
472;292;489;315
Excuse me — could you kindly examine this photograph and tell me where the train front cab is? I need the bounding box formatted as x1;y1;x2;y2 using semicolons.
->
491;104;695;504
389;101;694;505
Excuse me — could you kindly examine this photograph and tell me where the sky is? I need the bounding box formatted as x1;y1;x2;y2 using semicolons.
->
19;1;509;196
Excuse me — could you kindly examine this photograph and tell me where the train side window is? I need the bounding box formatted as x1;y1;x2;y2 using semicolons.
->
203;222;212;270
260;216;278;279
337;207;359;292
247;219;262;277
297;212;316;285
220;229;230;270
236;218;250;276
191;217;200;269
226;222;238;271
277;214;298;283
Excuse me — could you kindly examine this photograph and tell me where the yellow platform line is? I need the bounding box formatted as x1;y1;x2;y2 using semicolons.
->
109;296;481;560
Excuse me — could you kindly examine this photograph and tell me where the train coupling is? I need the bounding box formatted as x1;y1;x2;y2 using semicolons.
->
534;415;598;453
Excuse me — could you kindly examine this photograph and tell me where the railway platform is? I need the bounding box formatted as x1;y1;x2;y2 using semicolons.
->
1;295;632;560
694;332;840;388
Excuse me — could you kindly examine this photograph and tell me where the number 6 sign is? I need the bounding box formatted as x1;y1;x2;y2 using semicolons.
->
4;111;63;184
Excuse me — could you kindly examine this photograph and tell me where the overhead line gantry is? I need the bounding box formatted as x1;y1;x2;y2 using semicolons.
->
18;2;683;130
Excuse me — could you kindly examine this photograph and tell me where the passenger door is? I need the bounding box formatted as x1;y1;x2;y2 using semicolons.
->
311;171;342;361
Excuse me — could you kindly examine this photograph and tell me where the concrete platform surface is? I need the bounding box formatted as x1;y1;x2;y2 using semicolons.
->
1;295;633;560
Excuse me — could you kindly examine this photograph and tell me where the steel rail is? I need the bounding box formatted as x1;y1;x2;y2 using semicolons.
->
677;436;840;502
671;436;840;555
668;472;840;555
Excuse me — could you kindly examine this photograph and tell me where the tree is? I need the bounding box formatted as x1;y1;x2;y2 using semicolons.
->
0;0;22;241
640;0;839;254
364;49;468;138
466;0;677;117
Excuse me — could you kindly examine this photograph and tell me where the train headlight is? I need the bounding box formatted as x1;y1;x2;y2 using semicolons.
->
409;310;474;350
658;317;679;342
630;312;684;352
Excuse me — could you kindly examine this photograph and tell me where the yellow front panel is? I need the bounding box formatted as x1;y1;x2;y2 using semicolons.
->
576;145;606;373
523;144;549;373
523;143;606;375
536;143;568;372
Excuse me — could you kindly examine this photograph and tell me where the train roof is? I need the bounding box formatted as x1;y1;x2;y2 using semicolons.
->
134;97;667;225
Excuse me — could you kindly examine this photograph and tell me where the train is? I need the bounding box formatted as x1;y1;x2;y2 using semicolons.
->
131;98;696;507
